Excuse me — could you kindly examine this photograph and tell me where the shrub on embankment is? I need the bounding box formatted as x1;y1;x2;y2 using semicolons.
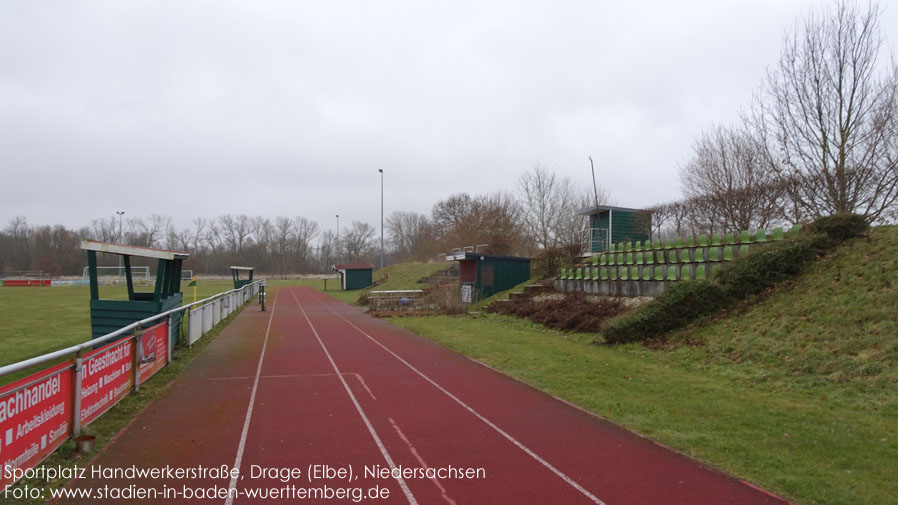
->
602;214;870;344
486;291;627;332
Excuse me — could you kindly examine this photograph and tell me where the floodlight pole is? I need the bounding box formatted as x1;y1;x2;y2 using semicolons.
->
117;211;125;277
379;169;384;269
335;214;340;262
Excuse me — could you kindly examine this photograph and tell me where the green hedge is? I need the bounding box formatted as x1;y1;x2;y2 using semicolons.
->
602;214;869;344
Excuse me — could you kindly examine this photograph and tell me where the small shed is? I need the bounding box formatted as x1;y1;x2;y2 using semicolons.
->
230;266;254;289
82;240;187;346
333;264;374;290
578;205;652;254
446;253;531;303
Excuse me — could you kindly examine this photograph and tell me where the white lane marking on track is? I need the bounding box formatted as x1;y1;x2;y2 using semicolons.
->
289;288;418;505
207;372;376;399
388;418;458;505
310;290;608;505
224;291;278;505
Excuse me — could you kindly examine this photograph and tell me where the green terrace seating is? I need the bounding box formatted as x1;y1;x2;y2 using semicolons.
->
610;268;618;280
617;253;625;265
708;247;720;262
711;234;722;246
725;232;737;244
694;265;707;280
642;266;652;280
645;251;655;264
654;265;665;281
739;244;750;257
711;264;722;277
601;267;609;280
664;239;673;249
684;236;695;248
673;237;683;248
740;230;751;243
591;255;599;266
653;240;664;250
592;268;601;280
575;268;582;280
772;227;785;241
694;248;706;262
723;246;735;261
626;252;634;264
754;228;768;242
667;265;678;281
680;249;692;263
630;266;639;280
620;268;629;281
635;252;644;265
600;254;608;265
559;268;565;279
697;234;709;247
786;223;802;237
669;250;679;263
634;241;643;251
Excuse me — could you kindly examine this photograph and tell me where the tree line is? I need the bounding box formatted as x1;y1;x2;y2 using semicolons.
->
0;163;599;276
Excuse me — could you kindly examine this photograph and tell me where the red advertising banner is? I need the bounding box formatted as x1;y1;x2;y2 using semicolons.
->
137;322;168;385
0;361;73;488
80;339;134;426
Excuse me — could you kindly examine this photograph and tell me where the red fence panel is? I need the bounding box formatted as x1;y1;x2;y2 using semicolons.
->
80;339;134;426
137;322;168;384
0;362;73;488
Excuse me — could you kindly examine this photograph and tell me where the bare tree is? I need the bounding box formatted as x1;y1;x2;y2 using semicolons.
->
431;193;474;238
386;211;433;261
90;216;119;243
754;0;898;221
126;214;171;248
341;221;376;263
518;164;564;251
680;124;786;232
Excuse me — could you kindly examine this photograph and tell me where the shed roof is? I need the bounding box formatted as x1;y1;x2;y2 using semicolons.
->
333;263;374;271
81;239;189;260
576;204;647;216
445;252;531;263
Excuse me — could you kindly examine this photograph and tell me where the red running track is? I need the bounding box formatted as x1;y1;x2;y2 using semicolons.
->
52;286;793;505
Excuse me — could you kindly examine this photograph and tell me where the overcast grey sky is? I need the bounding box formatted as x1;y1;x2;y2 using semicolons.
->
2;1;897;237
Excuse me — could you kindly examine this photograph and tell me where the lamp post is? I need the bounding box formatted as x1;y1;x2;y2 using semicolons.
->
116;211;125;277
335;214;340;262
378;169;384;269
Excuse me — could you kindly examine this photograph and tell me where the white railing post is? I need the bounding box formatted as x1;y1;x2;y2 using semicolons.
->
72;354;83;436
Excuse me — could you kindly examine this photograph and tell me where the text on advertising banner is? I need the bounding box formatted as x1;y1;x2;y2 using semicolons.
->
137;322;168;385
80;338;134;426
0;361;73;488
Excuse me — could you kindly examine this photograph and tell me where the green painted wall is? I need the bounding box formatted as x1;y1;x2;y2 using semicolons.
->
474;257;531;300
345;269;373;290
589;209;651;252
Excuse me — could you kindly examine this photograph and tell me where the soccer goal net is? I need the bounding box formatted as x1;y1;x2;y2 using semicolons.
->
82;266;151;281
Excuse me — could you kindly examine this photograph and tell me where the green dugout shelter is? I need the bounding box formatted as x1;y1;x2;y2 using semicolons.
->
578;204;652;254
446;252;531;303
333;264;374;290
230;266;254;289
81;240;187;346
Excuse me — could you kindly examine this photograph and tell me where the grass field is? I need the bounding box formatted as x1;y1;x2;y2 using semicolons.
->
389;227;898;505
0;280;237;369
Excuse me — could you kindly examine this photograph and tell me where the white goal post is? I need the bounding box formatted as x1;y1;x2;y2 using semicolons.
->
82;266;151;281
181;270;194;281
